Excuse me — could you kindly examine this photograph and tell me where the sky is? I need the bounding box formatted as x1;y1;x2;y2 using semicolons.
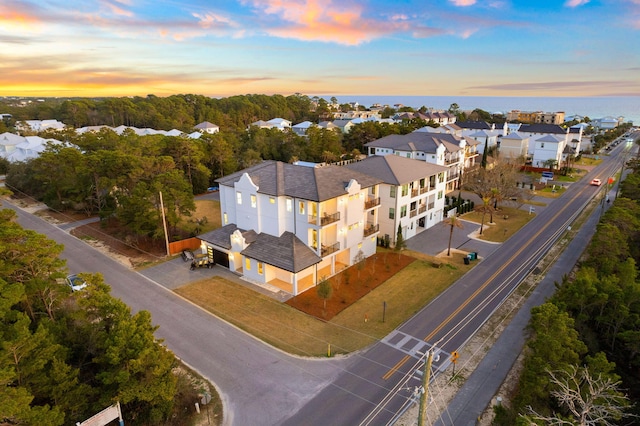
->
1;0;640;99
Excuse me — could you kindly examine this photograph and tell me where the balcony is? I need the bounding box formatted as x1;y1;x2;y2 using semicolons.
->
363;223;379;237
411;188;419;198
364;197;380;209
410;209;417;218
418;205;427;214
321;242;340;256
309;211;340;226
420;186;430;195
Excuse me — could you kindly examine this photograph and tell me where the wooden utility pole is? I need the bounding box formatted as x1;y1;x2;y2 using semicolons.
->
417;349;434;426
159;191;170;257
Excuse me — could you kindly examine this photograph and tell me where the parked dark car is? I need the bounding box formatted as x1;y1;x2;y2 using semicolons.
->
181;250;195;262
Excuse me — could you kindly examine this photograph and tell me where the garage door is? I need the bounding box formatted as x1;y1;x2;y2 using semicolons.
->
212;249;229;268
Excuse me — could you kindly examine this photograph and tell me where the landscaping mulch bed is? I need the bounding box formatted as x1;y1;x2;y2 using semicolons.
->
285;251;415;321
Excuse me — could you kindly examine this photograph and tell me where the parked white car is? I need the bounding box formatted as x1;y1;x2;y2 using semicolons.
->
65;274;87;292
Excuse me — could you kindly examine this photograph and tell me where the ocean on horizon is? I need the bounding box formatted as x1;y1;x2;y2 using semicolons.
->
327;95;640;125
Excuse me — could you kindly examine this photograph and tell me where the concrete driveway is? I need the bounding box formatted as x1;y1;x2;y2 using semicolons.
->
139;255;292;301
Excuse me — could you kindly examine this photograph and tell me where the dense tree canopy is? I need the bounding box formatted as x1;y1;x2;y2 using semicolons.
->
496;165;640;425
0;209;179;425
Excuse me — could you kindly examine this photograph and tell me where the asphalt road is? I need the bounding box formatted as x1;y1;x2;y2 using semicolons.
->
3;133;635;426
2;202;353;426
282;141;634;425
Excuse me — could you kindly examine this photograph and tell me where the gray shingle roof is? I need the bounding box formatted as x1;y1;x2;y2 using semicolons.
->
365;132;464;154
456;121;492;130
198;224;257;249
519;124;567;134
344;155;448;186
216;161;382;202
241;231;321;273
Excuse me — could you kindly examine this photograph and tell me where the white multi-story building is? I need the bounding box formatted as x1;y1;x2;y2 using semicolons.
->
198;161;382;296
345;155;448;244
364;132;475;192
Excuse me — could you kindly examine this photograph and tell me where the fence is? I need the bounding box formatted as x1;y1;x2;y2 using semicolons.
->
168;237;201;256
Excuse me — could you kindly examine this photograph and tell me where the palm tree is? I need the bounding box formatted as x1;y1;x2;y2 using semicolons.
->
475;195;494;234
443;213;464;256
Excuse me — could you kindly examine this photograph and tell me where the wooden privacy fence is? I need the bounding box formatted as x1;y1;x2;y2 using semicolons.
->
169;237;201;256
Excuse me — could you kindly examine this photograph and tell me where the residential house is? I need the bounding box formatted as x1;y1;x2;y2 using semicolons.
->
333;110;382;120
16;119;66;132
531;134;565;168
0;132;61;162
194;121;220;134
591;116;621;130
498;132;530;161
344;155;448;243
292;121;314;136
421;111;457;125
197;161;382;296
518;123;570;160
248;118;292;131
364;132;469;192
317;121;339;131
331;119;356;134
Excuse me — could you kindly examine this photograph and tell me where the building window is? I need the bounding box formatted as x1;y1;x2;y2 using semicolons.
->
400;205;407;218
236;192;242;205
269;197;275;204
389;207;395;219
286;198;292;212
438;173;445;183
299;201;305;214
245;257;251;271
401;184;408;197
540;143;545;148
258;262;263;275
358;243;362;249
390;186;396;198
223;212;228;225
438;190;443;199
251;194;257;208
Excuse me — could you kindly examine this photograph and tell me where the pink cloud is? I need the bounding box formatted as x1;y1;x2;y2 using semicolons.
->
0;1;44;28
449;0;477;6
243;0;410;45
100;0;134;17
564;0;590;7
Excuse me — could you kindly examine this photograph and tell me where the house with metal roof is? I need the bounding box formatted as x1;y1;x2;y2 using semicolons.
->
345;155;448;244
194;121;220;134
498;132;530;161
364;131;473;192
197;161;382;296
248;118;292;131
292;121;314;136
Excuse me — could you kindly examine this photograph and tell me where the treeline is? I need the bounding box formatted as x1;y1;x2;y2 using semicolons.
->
1;95;434;242
0;209;205;425
495;158;640;424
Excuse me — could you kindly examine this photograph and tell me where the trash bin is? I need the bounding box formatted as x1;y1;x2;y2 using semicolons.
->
464;256;470;265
